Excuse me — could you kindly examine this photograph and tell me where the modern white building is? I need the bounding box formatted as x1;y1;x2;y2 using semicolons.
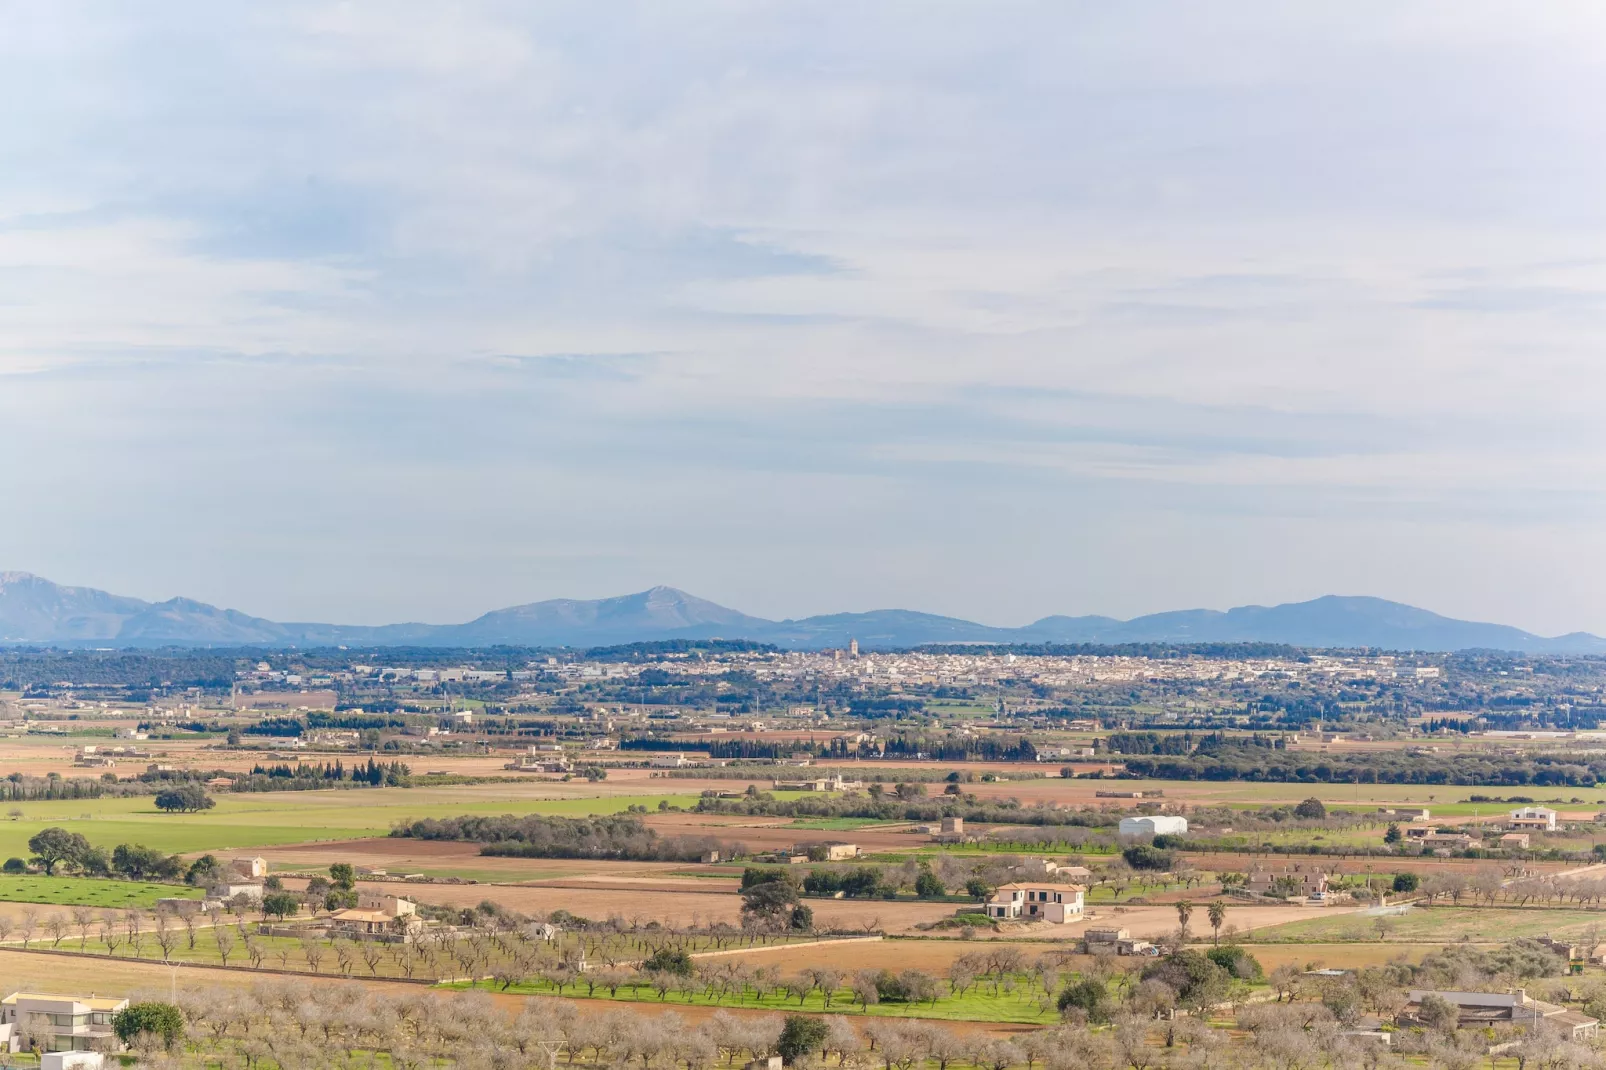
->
1118;815;1189;837
1508;806;1558;831
2;993;128;1054
648;753;690;768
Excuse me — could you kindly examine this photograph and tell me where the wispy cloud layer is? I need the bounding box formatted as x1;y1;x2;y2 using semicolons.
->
3;2;1606;633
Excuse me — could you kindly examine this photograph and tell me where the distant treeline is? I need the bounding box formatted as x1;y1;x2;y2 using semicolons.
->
0;649;239;691
389;813;726;861
1105;732;1281;756
694;792;1122;828
881;735;1037;761
1120;743;1606;786
622;732;1035;762
239;758;409;790
665;766;1045;784
580;639;780;660
621;738;811;760
2;774;106;801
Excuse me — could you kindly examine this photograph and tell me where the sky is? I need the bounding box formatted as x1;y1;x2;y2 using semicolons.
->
4;2;1606;635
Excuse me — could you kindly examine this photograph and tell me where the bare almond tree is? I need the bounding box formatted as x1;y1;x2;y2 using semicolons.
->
18;906;39;948
45;913;69;947
71;906;95;950
125;908;145;957
302;937;326;974
333;939;355;976
214;923;236;966
178;904;199;949
99;911;121;956
154;911;178;962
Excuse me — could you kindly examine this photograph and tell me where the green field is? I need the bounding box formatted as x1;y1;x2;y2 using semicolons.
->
787;817;890;831
0;789;709;859
0;875;203;909
447;975;1063;1024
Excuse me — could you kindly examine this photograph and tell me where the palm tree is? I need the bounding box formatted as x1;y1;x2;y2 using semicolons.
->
1207;900;1227;945
1175;900;1193;943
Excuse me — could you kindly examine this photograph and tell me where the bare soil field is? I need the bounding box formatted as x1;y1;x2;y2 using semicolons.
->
329;879;953;933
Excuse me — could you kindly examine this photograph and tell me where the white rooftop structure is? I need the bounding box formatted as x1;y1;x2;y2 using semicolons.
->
1118;814;1188;837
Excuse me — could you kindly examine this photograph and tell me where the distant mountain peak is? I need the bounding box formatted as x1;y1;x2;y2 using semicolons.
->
0;571;1599;653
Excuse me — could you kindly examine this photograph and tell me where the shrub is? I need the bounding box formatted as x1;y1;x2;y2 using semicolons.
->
1122;844;1176;871
1293;797;1327;820
261;892;300;919
154;785;215;813
1393;872;1420;893
644;947;694;976
1058;977;1111;1022
113;1002;185;1050
2;858;25;874
1205;945;1263;980
777;1015;829;1065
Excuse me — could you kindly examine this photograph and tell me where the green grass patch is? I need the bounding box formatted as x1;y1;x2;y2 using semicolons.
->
0;790;710;859
787;818;888;831
0;875;202;909
444;977;1061;1024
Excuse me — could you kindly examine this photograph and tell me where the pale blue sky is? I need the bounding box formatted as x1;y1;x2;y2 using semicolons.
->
4;3;1606;634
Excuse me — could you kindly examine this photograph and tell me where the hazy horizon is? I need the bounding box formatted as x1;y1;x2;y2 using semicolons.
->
5;5;1606;636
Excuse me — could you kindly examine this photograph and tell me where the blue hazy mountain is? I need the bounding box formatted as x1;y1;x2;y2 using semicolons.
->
1;572;1601;653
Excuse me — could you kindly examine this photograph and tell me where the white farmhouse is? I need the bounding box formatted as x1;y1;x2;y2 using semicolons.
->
1509;806;1558;831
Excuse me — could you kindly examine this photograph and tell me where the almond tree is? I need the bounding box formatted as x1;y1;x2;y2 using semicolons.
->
153;912;178;962
71;905;95;950
361;939;385;976
213;924;235;966
45;913;69;947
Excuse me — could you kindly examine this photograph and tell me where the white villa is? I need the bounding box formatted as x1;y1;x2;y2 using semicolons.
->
985;882;1086;923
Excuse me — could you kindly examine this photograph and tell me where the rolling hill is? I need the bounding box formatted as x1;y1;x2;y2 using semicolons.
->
0;571;1599;653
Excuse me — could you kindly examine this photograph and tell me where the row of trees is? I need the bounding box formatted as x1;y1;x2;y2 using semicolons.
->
393;812;729;862
14;826;194;880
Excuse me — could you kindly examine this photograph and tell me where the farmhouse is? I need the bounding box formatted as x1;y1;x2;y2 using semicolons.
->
985;882;1085;923
1400;989;1598;1039
1084;926;1130;944
230;856;268;879
1;993;128;1054
806;842;859;861
1499;832;1531;849
1508;806;1558;831
649;753;690;769
1246;865;1328;898
329;894;421;938
505;755;572;773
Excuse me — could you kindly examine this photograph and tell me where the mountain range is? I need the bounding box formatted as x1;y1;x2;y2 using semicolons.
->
1;571;1601;653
